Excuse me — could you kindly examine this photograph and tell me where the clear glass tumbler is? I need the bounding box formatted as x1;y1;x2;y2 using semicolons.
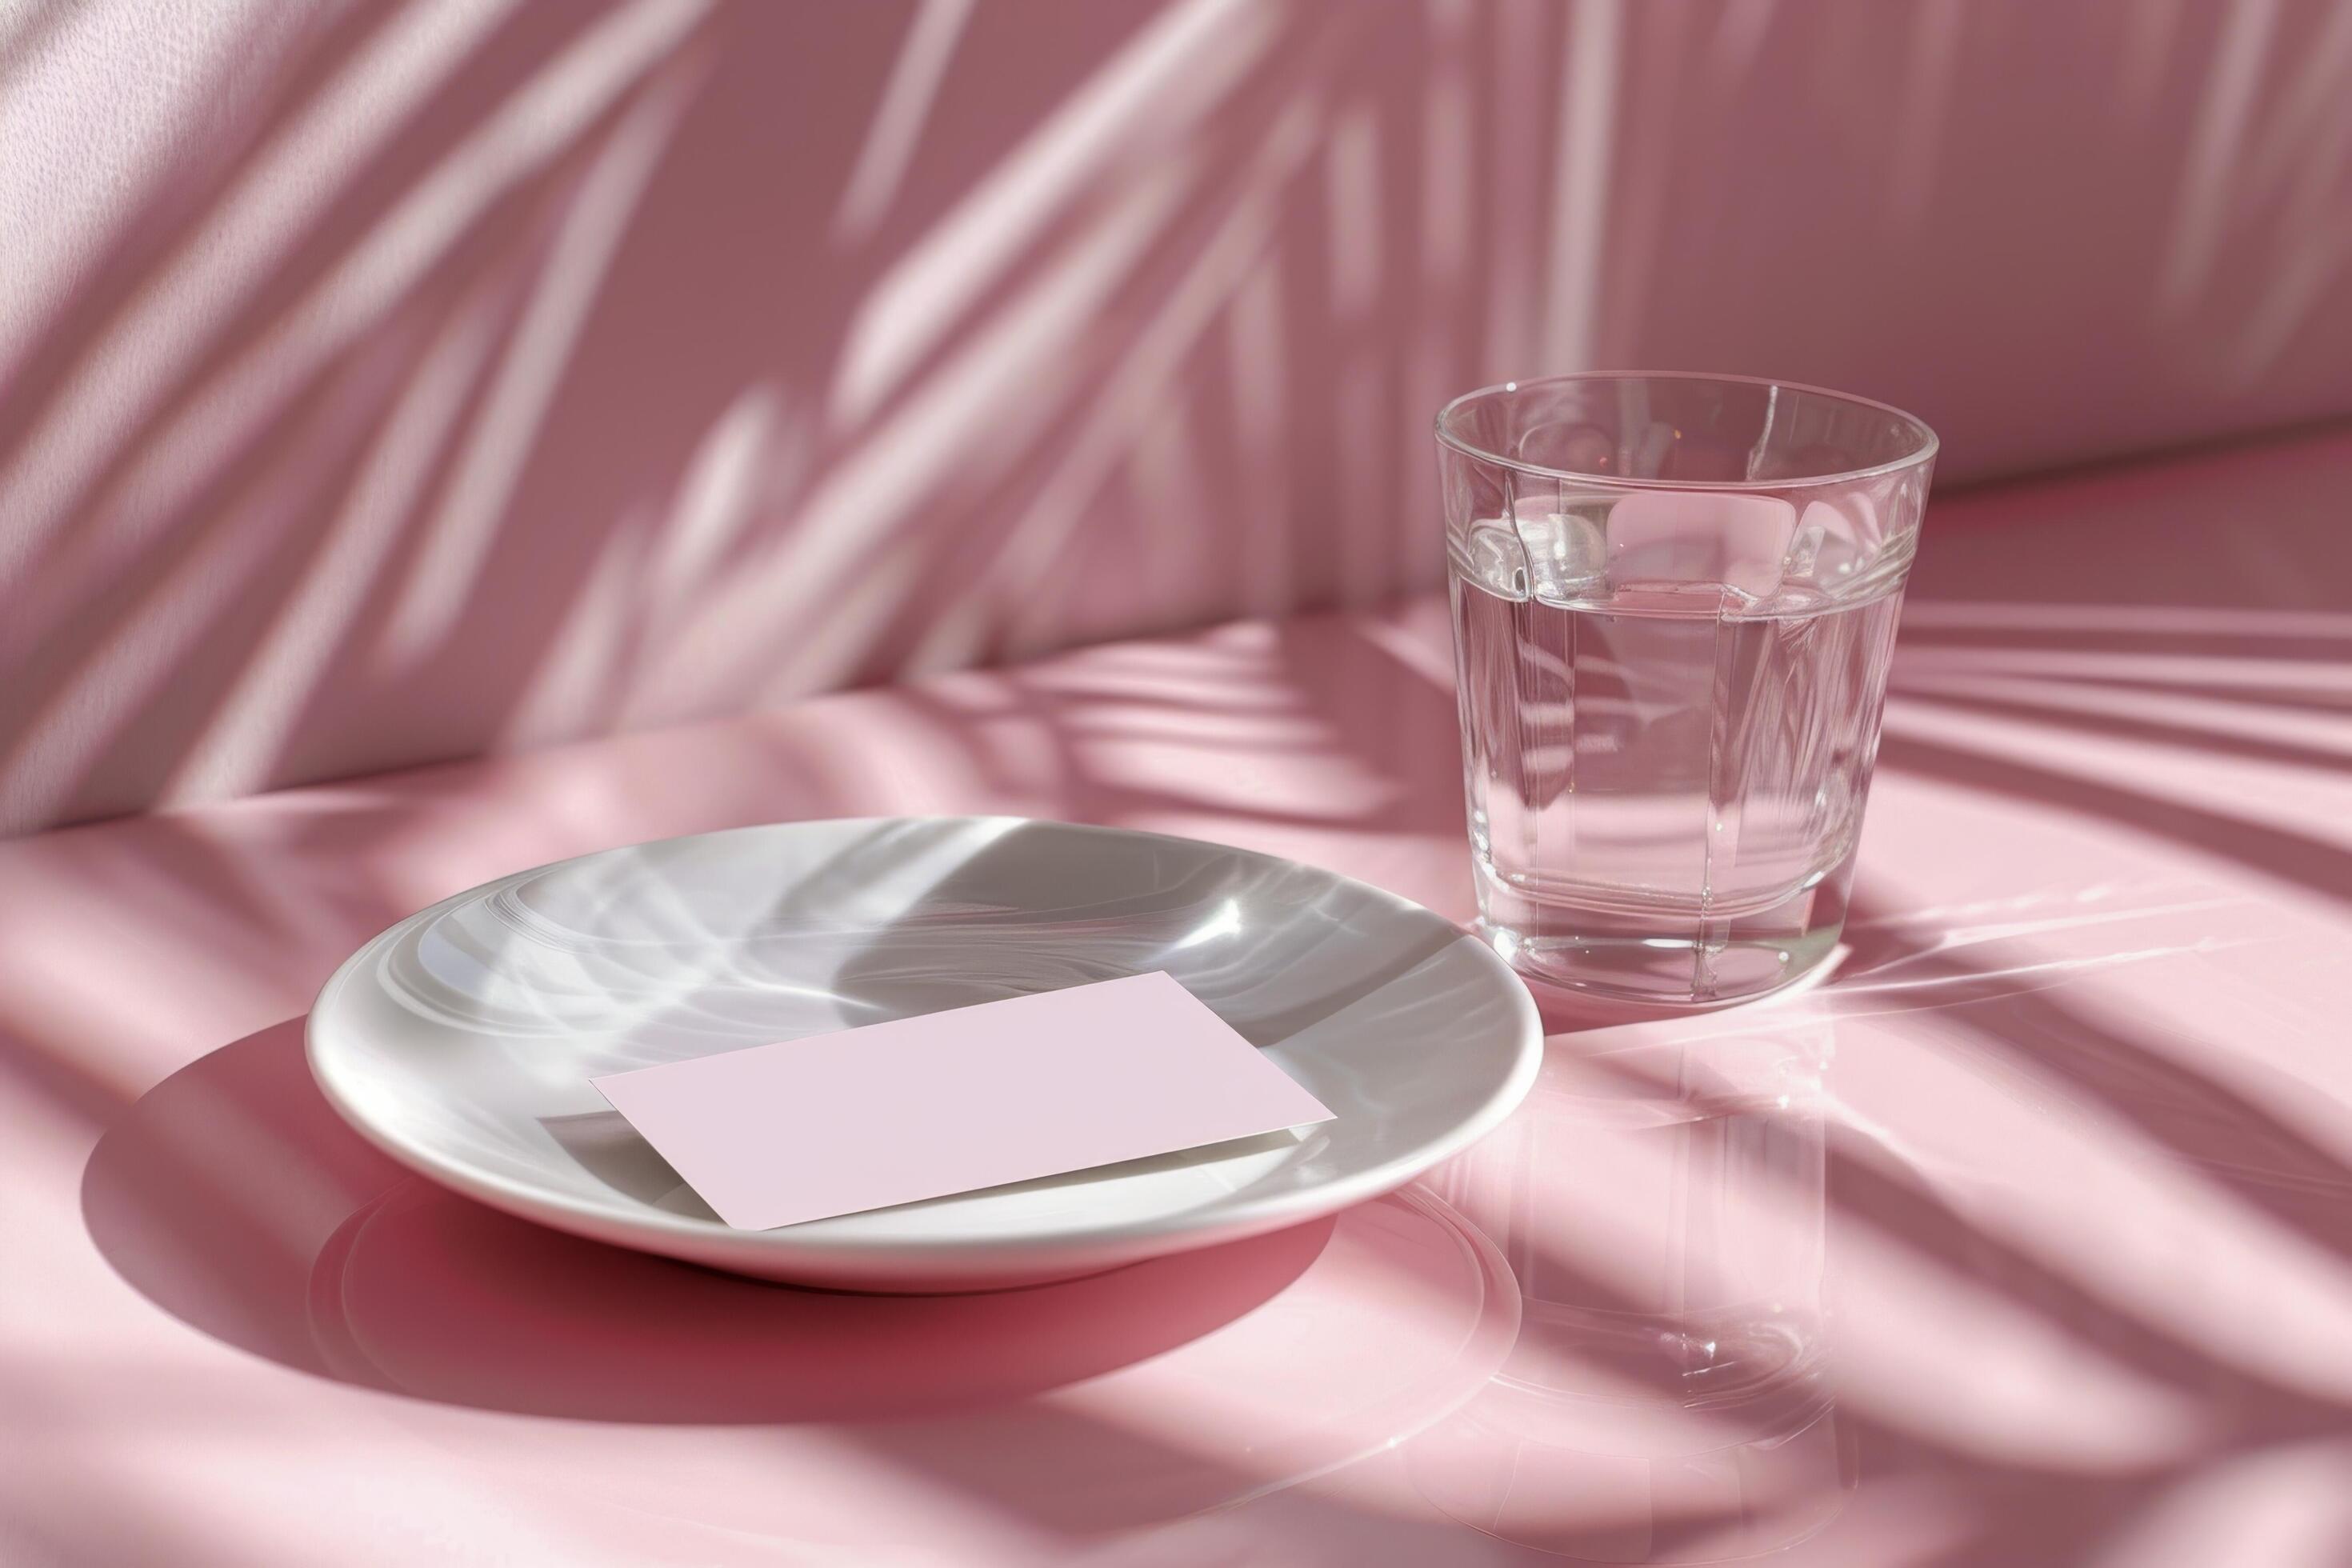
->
1435;373;1937;1007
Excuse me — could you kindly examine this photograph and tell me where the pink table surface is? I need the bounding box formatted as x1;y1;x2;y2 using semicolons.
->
6;428;2351;1566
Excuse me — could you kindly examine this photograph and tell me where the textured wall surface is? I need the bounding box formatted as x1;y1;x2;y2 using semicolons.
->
4;0;2350;834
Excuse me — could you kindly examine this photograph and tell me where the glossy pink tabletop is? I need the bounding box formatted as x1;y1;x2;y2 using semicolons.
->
6;430;2351;1566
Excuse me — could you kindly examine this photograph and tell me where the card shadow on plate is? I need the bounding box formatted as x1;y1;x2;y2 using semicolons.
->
81;1018;1335;1426
536;1108;1313;1221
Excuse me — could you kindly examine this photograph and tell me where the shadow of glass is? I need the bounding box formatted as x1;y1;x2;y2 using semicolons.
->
81;1018;1334;1424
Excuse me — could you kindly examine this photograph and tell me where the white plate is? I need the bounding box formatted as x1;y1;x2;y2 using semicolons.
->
308;818;1542;1291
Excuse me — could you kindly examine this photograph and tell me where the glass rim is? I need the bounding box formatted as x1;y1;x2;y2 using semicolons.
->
1434;370;1940;493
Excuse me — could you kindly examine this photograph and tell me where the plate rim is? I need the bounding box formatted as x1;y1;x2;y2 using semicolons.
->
306;815;1544;1264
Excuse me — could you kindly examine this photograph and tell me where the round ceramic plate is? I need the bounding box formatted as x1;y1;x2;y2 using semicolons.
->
308;817;1542;1291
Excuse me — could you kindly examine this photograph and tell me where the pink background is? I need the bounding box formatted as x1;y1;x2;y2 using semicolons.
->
9;6;2352;1560
6;0;2352;836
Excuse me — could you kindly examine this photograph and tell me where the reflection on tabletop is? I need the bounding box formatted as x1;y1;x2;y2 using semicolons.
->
1414;1002;1845;1562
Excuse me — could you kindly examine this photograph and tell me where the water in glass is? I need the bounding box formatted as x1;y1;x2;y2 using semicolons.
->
1450;509;1904;1005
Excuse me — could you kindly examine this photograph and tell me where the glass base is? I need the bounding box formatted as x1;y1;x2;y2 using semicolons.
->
1475;860;1851;1009
1485;924;1841;1010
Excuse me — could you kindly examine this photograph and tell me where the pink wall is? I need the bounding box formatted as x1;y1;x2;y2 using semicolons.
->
4;0;2350;836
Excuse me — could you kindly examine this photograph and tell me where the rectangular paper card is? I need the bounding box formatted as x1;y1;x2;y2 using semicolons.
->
590;971;1335;1230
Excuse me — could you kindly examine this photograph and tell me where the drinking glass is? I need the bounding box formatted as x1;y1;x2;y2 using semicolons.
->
1435;372;1937;1006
